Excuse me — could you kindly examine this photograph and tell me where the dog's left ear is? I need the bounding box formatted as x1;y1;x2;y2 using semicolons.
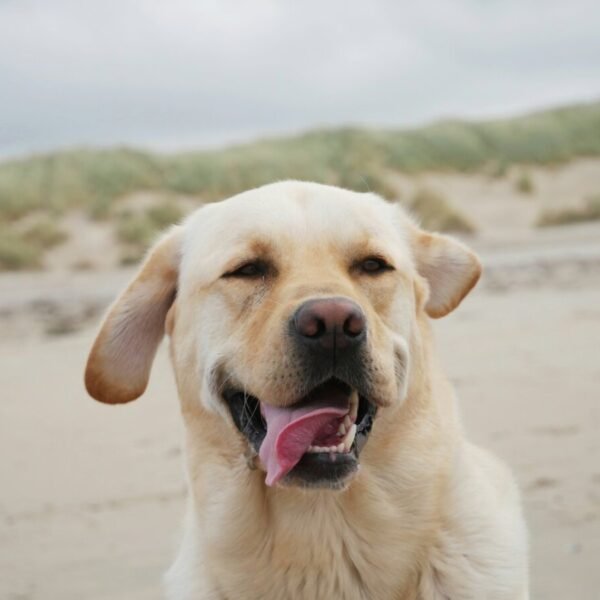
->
412;230;482;318
85;226;182;404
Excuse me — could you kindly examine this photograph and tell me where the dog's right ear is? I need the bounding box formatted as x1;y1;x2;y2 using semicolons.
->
85;226;183;404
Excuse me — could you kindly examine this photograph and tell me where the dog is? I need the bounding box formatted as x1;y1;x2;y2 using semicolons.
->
85;181;528;599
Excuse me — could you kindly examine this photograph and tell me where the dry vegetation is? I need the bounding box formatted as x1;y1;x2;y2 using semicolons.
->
0;101;599;270
0;227;42;270
0;217;67;270
537;194;600;227
515;172;534;194
403;188;476;233
116;200;184;264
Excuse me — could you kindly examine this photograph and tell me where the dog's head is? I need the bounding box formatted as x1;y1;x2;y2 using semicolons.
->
85;182;480;489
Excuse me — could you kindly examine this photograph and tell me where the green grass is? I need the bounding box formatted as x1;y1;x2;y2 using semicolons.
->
515;172;534;194
537;194;600;227
145;201;184;229
0;148;163;221
404;189;476;233
1;101;598;224
20;218;68;249
116;200;185;263
0;226;43;270
116;214;157;248
0;217;68;271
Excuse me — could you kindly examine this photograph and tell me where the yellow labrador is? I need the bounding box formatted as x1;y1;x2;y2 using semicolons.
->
85;181;528;599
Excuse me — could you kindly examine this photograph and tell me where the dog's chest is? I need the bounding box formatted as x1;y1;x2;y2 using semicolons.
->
200;501;422;600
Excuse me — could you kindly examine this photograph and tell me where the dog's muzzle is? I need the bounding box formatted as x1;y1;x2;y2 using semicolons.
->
223;297;379;489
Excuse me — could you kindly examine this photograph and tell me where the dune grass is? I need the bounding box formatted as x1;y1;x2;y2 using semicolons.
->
515;172;534;194
0;148;163;221
1;101;598;224
0;227;43;270
116;199;185;264
537;194;600;227
404;189;476;233
20;218;68;249
0;100;598;270
0;217;68;271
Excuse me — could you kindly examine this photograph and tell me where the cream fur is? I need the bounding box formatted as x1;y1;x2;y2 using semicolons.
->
85;181;528;600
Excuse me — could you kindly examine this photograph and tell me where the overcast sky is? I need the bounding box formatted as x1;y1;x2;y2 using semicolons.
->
1;0;599;158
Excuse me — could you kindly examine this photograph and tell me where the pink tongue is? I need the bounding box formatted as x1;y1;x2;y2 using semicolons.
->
259;397;347;486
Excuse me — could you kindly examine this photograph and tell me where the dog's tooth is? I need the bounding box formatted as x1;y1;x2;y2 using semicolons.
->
343;415;352;429
343;424;357;452
349;391;359;421
336;443;345;453
338;423;347;436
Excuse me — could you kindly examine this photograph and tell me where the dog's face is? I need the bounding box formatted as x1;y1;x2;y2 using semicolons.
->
85;182;480;489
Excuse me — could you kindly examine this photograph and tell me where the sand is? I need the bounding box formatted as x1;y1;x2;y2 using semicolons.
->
1;183;600;598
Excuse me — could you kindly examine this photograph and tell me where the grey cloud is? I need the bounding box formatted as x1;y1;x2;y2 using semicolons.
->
1;0;599;156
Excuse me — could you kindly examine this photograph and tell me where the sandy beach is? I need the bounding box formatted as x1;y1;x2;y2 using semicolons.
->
1;1;599;594
1;213;600;599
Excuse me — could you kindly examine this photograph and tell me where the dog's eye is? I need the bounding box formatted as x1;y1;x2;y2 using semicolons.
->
224;261;268;279
359;257;394;274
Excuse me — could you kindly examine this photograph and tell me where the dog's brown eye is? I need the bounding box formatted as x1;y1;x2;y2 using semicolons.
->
359;257;393;274
224;261;268;278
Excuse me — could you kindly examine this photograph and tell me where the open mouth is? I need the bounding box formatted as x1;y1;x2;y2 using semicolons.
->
223;378;377;488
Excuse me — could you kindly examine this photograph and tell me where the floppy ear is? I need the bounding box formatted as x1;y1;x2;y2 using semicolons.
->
85;227;183;404
413;230;481;318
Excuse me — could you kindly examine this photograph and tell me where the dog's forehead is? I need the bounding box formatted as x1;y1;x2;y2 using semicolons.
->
181;182;413;280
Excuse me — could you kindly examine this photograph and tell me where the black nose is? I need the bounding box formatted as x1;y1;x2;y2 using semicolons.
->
293;297;366;351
